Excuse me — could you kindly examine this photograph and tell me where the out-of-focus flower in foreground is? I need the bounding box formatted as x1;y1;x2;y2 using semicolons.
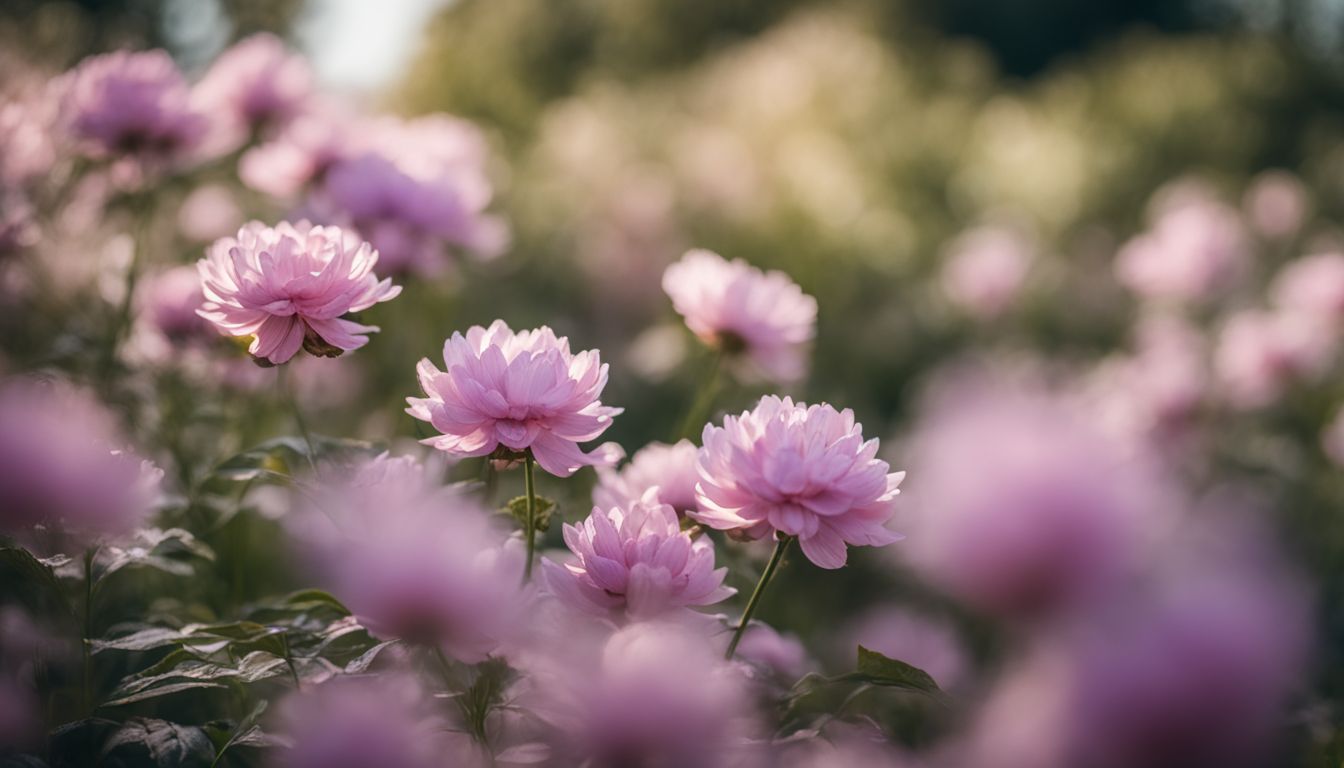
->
407;320;623;477
196;221;401;365
693;395;903;569
542;489;733;619
663;249;817;382
593;439;700;516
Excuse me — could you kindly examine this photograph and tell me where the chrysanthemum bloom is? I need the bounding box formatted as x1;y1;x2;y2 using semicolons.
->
1243;170;1309;239
662;249;817;382
1115;188;1248;303
941;226;1032;319
192;33;312;148
542;489;733;619
1271;252;1344;325
0;380;158;544
276;676;464;768
1214;309;1335;409
57;50;207;167
291;454;524;662
693;395;903;569
196;221;401;365
593;439;700;516
407;320;622;477
903;381;1167;620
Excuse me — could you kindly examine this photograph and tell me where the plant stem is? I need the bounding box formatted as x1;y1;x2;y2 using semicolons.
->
102;198;151;376
279;632;301;689
280;367;318;475
725;536;793;660
82;546;98;716
677;350;723;441
522;454;537;583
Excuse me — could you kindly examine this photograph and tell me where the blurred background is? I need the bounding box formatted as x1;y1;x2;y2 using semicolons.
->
4;0;1344;764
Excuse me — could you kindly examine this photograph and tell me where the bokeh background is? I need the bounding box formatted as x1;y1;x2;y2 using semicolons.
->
4;0;1344;764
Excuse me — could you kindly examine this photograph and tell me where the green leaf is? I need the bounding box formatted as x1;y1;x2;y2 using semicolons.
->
100;718;215;767
95;528;216;584
344;639;398;674
851;646;944;697
502;495;558;533
101;680;231;708
0;547;71;613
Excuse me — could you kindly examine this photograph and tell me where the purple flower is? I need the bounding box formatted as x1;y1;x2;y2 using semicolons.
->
593;439;700;516
692;395;903;569
0;380;158;543
663;249;817;382
542;489;733;619
197;221;401;365
239;109;351;198
407;320;623;477
290;454;524;661
57;50;207;167
1115;184;1248;303
192;33;312;147
941;225;1032;319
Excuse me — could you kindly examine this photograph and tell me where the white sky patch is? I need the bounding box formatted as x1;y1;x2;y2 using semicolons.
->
298;0;452;92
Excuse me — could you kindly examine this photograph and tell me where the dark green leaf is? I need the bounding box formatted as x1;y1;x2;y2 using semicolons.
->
100;718;215;768
852;646;943;696
100;681;230;708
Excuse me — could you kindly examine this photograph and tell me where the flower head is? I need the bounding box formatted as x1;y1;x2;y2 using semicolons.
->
693;395;903;569
593;439;700;516
1214;309;1335;409
57;50;207;166
542;489;733;619
192;33;312;145
407;320;622;477
663;249;817;382
196;221;401;365
1271;252;1344;325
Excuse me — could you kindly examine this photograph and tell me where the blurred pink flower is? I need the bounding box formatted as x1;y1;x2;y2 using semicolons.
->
542;489;733;619
177;183;243;242
291;454;524;661
1115;189;1248;303
1214;309;1335;409
593;439;700;516
197;221;401;365
57;50;207;167
0;380;158;543
903;382;1167;620
192;33;312;148
732;622;812;682
663;249;817;382
1271;252;1344;324
276;675;461;768
239;108;350;198
1323;408;1344;467
1243;170;1309;239
1091;313;1208;440
407;320;623;477
693;395;904;569
845;609;968;690
940;226;1032;318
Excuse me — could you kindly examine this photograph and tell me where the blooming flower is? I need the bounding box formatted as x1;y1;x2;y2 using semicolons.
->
196;221;401;365
542;489;733;619
407;320;623;477
1115;186;1248;303
662;249;817;382
57;50;207;167
192;33;312;148
1214;309;1335;409
593;439;700;516
693;395;903;569
941;225;1033;319
289;454;524;661
0;380;158;543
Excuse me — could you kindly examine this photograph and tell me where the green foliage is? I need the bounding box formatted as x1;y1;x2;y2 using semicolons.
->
502;494;558;533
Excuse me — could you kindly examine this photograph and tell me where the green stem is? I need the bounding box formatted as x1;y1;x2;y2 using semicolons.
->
102;198;151;375
725;536;792;660
279;632;301;689
82;546;98;716
522;455;537;583
280;367;318;475
677;350;723;441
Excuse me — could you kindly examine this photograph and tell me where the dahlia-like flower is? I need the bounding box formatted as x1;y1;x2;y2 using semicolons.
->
593;439;700;516
192;33;312;147
57;49;207;167
289;454;524;662
1271;252;1344;325
662;249;817;382
1214;309;1336;409
1115;186;1248;303
407;320;622;477
542;489;733;619
276;676;465;768
693;395;903;569
0;380;158;543
941;225;1032;319
196;221;401;365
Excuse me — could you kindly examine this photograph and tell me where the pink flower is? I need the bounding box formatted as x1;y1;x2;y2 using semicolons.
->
196;221;401;365
1091;313;1208;439
663;249;817;382
542;489;733;619
176;183;243;242
289;454;524;661
0;380;158;543
692;395;904;569
1214;309;1335;409
192;33;312;147
593;439;700;516
941;225;1032;318
57;50;207;167
1115;187;1248;303
1271;252;1344;324
407;320;623;477
731;622;812;682
239;108;350;198
1243;170;1309;239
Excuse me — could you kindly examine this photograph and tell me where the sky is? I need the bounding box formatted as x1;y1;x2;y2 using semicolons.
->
298;0;451;91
